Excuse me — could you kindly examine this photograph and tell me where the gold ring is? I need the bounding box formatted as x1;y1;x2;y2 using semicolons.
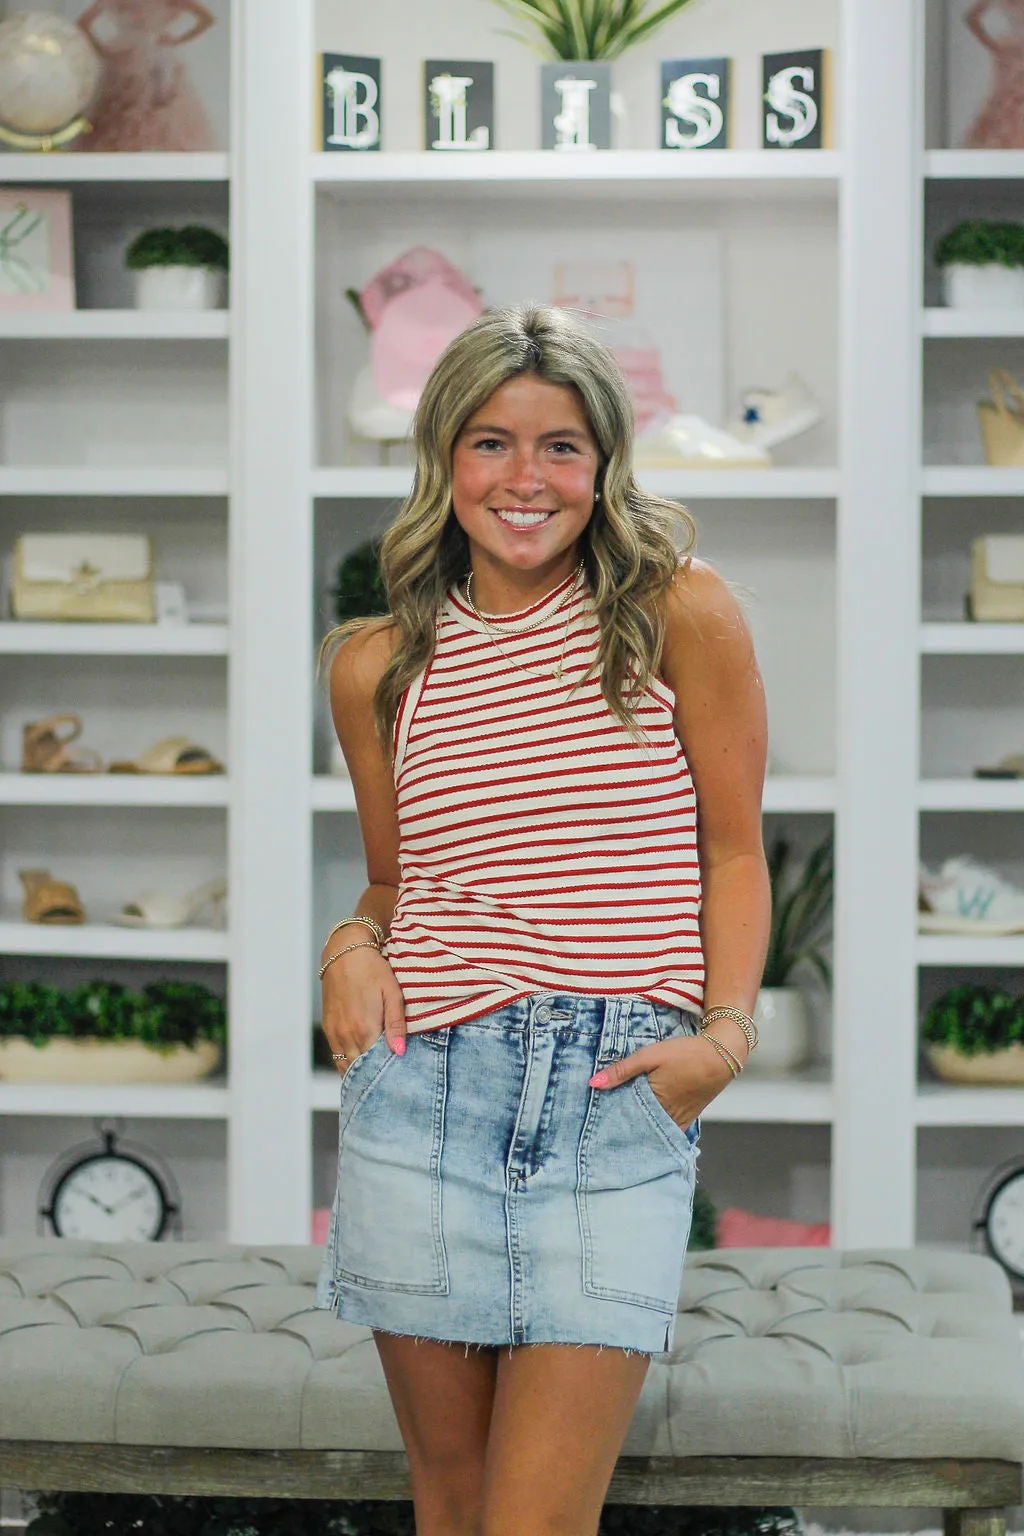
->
332;1052;348;1061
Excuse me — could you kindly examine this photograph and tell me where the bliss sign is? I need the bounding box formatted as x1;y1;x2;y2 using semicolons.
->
320;54;381;152
424;61;494;151
661;57;731;150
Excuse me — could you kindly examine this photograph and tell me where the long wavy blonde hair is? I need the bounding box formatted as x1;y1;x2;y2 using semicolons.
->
318;303;697;761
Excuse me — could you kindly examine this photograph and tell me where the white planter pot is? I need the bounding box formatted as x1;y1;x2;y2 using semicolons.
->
747;988;813;1075
924;1041;1024;1086
941;263;1024;309
0;1037;221;1084
133;266;227;311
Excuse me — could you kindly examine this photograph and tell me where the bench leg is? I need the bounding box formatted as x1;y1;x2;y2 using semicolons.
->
943;1511;1006;1536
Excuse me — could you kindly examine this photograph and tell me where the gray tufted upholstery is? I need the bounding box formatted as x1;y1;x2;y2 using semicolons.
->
0;1241;1021;1461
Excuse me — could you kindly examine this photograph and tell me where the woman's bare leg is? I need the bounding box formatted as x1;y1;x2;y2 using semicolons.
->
373;1331;499;1536
481;1344;650;1536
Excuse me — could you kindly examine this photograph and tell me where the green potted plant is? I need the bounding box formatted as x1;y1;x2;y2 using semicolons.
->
0;979;226;1084
487;0;699;61
751;833;833;1076
934;220;1024;310
125;224;229;312
921;983;1024;1085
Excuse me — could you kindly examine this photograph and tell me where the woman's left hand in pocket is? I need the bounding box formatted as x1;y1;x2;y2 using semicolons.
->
589;1036;735;1133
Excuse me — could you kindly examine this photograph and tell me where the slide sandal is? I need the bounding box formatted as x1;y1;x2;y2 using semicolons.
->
113;879;227;930
21;715;103;774
108;736;225;775
18;868;86;925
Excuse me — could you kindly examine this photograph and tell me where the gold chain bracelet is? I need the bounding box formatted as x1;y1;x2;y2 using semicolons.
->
702;1006;759;1053
324;914;385;951
318;939;380;981
698;1029;743;1079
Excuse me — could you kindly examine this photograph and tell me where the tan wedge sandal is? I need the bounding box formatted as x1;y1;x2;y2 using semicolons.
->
22;715;103;774
18;868;86;925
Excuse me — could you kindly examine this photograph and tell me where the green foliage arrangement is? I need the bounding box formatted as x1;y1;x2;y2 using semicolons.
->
761;833;834;990
28;1492;801;1535
934;220;1024;269
921;983;1024;1056
331;536;389;625
0;980;226;1052
487;0;700;61
689;1180;717;1250
125;225;230;272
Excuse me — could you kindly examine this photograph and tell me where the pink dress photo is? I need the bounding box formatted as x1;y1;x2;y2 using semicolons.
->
964;0;1024;148
75;0;217;152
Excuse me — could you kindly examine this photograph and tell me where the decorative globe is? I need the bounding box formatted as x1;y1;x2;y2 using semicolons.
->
0;11;102;138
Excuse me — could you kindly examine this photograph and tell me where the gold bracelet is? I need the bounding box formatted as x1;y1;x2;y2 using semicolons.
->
318;940;380;981
702;1006;759;1052
698;1029;742;1079
324;914;385;951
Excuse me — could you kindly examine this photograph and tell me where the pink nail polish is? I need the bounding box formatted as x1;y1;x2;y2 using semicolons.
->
589;1071;608;1089
393;1037;406;1056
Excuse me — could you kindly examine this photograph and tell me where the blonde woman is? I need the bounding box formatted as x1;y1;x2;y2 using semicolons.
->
315;304;770;1536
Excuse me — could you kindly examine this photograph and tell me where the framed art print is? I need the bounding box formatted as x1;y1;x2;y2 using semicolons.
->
0;189;75;310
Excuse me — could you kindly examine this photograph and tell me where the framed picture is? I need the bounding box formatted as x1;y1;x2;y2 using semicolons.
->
0;189;75;311
661;57;731;150
319;53;382;151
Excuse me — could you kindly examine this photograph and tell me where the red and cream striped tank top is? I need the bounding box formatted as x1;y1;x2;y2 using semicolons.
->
382;566;705;1034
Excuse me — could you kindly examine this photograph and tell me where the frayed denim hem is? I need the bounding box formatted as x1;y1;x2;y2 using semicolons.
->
355;1320;659;1360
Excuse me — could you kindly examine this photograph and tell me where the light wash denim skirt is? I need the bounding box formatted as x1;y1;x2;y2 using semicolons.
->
314;993;702;1355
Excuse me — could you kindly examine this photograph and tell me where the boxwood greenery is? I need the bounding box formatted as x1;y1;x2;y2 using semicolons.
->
126;225;230;272
28;1492;801;1534
934;220;1024;269
331;536;389;626
922;983;1024;1056
0;980;226;1051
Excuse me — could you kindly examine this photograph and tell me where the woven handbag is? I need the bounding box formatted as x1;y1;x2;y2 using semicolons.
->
978;368;1024;467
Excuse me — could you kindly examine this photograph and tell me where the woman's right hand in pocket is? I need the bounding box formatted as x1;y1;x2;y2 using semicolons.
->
320;945;407;1074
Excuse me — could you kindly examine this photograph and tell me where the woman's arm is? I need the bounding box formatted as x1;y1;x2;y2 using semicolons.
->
660;557;771;1065
966;0;1000;54
161;1;216;46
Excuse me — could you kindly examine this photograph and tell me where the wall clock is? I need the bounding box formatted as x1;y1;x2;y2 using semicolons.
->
972;1156;1024;1291
38;1121;181;1242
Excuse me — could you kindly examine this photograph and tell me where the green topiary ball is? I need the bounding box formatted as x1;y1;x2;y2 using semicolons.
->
331;537;389;625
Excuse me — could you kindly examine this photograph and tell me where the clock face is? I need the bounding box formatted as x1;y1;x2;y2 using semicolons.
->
985;1167;1024;1280
50;1153;167;1242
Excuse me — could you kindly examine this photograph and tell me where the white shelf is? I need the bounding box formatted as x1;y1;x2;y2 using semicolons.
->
312;466;840;501
916;1083;1024;1126
0;468;229;497
922;309;1024;338
0;774;230;807
0;918;228;962
762;776;836;813
918;778;1024;811
922;467;1024;497
919;622;1024;654
0;311;230;341
0;623;229;655
0;152;230;182
924;150;1024;179
0;1079;229;1119
312;773;836;815
917;935;1024;966
313;150;842;200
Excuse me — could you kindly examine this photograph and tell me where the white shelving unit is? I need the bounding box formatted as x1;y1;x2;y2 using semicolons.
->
2;0;1017;1256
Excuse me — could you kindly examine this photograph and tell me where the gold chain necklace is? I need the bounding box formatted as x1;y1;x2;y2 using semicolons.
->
465;562;585;682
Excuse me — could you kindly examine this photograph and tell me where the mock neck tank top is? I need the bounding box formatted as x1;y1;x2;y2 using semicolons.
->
381;567;705;1034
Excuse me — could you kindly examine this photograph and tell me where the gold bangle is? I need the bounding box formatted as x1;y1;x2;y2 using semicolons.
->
324;914;385;951
698;1029;742;1079
702;1006;759;1052
318;940;380;981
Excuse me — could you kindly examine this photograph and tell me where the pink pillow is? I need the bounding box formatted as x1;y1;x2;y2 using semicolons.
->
716;1206;831;1248
311;1207;332;1245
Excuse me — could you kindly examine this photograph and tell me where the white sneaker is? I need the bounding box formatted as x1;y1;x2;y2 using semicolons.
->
728;373;823;452
633;414;771;470
918;856;1024;935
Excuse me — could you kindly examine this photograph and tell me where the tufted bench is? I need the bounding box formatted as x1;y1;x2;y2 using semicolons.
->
0;1242;1022;1534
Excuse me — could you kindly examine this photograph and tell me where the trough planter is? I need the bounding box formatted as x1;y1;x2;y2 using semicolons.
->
0;1037;221;1084
924;1040;1024;1085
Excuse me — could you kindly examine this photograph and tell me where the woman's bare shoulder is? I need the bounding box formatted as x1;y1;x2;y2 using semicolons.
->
329;617;400;702
661;555;746;645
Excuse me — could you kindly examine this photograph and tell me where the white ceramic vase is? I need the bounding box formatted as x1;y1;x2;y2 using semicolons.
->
942;263;1024;309
747;988;813;1074
133;266;227;311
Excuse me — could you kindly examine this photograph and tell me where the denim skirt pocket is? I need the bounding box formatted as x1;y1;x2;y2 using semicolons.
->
576;1007;697;1314
334;1029;450;1296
